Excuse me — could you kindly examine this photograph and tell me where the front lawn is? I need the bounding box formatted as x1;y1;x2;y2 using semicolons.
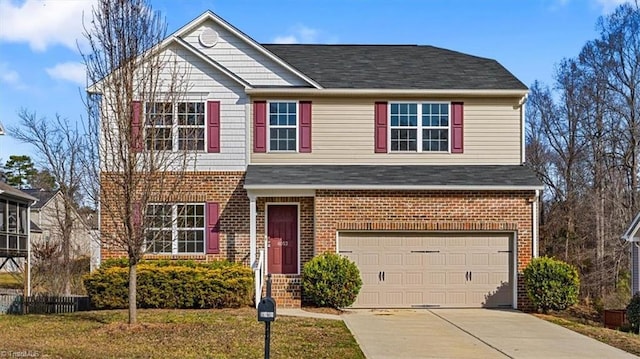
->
536;312;640;356
0;308;364;359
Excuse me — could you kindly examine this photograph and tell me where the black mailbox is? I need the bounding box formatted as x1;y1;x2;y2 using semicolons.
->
257;297;276;322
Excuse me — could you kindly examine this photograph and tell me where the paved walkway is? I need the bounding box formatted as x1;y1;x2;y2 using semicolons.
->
341;309;638;359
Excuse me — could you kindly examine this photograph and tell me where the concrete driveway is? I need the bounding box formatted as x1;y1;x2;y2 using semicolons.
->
342;309;638;359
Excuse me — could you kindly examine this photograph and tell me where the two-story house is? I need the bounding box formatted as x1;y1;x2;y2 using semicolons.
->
99;11;542;309
22;189;95;267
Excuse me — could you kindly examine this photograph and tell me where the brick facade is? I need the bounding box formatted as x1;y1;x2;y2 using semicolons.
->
100;173;536;310
314;190;536;310
100;171;250;264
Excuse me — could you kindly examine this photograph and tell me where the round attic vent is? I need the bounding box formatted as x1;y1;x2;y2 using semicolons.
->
199;27;218;48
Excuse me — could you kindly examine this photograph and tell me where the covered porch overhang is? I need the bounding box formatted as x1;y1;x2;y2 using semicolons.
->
244;164;544;300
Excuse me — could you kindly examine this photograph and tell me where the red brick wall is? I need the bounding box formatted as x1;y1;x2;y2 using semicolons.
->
314;190;536;310
100;172;250;264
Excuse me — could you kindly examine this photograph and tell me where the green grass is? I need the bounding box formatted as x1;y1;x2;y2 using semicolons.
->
0;272;22;289
536;314;640;356
0;308;365;359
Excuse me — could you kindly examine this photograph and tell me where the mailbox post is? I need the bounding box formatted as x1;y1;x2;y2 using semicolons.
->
257;274;276;359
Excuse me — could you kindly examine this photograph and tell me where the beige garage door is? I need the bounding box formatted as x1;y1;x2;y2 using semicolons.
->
339;232;513;308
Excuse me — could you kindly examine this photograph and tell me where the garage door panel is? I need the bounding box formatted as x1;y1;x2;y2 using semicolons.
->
384;253;403;265
471;253;489;266
447;271;467;285
446;253;467;266
357;291;381;307
340;232;513;308
426;272;446;285
405;272;423;285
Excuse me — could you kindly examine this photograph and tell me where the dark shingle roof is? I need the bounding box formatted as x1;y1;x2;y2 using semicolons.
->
244;165;542;189
262;44;527;90
21;189;57;209
0;182;37;202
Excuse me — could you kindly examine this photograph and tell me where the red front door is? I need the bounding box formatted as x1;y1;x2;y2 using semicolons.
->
267;205;298;274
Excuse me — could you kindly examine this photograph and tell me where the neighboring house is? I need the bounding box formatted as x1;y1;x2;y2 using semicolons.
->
0;181;36;294
22;189;94;266
98;11;542;309
621;214;640;295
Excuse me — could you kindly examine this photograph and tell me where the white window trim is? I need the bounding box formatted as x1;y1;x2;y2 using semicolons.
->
267;100;299;153
143;101;207;152
146;203;206;255
388;101;451;153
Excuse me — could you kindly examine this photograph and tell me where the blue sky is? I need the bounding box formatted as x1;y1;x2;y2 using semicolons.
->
0;0;628;164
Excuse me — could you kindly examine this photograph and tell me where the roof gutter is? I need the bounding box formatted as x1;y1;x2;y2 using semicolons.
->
244;184;544;191
245;88;529;98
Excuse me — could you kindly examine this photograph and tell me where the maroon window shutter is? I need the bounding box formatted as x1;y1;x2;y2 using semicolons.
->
374;102;388;153
299;101;312;153
131;101;143;152
206;202;220;254
207;101;220;153
451;102;464;153
253;101;267;153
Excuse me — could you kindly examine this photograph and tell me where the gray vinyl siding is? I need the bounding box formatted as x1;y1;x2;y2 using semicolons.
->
180;20;309;87
155;44;248;171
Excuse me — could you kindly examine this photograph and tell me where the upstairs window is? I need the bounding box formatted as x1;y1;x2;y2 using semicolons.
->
146;203;205;254
389;102;449;152
268;102;297;151
144;102;205;151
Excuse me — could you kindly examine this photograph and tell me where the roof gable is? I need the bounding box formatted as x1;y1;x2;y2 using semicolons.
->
21;189;58;209
622;212;640;242
262;44;527;90
170;11;321;88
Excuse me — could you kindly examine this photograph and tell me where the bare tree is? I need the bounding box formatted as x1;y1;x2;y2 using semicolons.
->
10;111;84;295
527;2;640;304
82;0;191;324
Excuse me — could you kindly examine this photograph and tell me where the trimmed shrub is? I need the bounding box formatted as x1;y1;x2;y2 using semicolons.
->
627;292;640;334
83;261;253;309
302;252;362;308
523;256;580;313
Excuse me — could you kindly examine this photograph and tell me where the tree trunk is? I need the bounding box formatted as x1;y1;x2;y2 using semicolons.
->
128;262;137;325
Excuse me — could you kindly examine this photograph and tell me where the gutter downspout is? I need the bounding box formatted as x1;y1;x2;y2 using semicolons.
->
533;189;540;258
249;195;257;266
519;94;528;164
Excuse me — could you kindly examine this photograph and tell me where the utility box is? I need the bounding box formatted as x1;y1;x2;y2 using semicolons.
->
257;297;276;322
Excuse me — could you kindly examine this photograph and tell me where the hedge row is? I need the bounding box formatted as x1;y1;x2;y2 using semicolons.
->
83;261;253;309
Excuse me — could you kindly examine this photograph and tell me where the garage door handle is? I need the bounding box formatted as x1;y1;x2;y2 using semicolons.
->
378;272;382;281
410;250;440;253
465;271;469;281
469;271;472;281
339;250;353;253
382;271;385;281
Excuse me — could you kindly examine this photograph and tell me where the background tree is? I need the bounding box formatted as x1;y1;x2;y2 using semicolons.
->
82;0;191;324
10;111;85;295
3;155;37;188
527;2;640;305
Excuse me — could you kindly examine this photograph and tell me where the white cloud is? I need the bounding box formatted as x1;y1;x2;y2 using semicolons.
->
0;62;25;89
272;25;321;44
0;0;96;51
595;0;630;13
46;62;86;85
273;35;298;44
